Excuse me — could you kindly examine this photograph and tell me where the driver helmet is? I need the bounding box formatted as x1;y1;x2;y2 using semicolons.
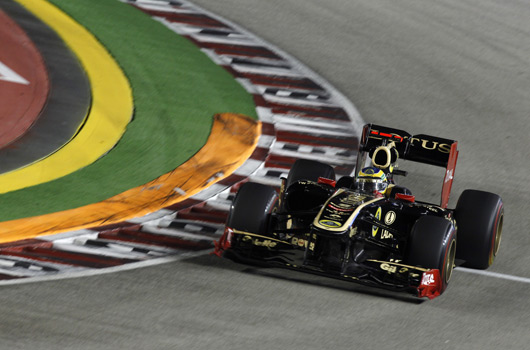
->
357;167;388;194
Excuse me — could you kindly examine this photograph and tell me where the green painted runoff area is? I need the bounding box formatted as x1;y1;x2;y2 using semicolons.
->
0;0;257;221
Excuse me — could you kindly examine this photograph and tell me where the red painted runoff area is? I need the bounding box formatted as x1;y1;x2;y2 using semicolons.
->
0;9;49;148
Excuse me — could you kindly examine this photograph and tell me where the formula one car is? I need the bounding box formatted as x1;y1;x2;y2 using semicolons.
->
214;124;504;299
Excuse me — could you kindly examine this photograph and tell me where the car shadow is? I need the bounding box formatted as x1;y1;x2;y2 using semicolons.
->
184;252;425;304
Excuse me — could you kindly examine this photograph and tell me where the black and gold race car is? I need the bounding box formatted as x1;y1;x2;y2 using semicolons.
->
214;124;504;299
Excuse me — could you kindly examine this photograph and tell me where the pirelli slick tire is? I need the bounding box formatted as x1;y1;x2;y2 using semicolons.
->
454;189;504;269
406;216;457;293
227;182;278;235
286;159;335;188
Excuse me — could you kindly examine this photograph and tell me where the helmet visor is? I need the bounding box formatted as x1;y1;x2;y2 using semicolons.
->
357;178;387;193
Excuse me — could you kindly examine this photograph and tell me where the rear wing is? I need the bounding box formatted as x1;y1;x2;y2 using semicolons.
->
355;124;459;208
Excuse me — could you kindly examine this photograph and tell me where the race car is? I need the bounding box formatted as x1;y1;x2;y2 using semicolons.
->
214;124;504;299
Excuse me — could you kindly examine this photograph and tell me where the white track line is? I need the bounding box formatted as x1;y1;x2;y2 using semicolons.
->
2;248;528;286
0;251;208;286
457;267;530;284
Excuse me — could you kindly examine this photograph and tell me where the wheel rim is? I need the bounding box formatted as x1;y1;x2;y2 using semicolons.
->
493;212;504;257
445;238;457;283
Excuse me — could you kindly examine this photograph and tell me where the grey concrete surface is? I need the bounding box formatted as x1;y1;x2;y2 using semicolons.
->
1;0;529;348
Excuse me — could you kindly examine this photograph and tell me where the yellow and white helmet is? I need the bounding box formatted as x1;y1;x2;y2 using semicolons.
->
357;167;388;194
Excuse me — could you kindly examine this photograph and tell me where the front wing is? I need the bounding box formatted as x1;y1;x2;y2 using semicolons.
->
214;228;443;299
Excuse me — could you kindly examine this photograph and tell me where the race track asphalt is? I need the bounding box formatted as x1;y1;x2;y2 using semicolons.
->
0;0;529;349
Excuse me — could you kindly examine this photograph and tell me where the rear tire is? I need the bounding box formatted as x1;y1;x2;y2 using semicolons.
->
406;216;457;293
454;189;504;269
227;182;278;235
286;159;335;188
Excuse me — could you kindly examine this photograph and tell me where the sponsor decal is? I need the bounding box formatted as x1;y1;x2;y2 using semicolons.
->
328;204;354;212
384;211;396;225
370;130;403;142
339;193;366;206
369;131;451;154
291;237;307;248
422;272;436;285
380;263;408;274
410;137;451;153
290;236;315;251
372;207;382;237
242;235;278;249
380;263;397;273
380;230;393;239
319;220;342;228
418;270;442;299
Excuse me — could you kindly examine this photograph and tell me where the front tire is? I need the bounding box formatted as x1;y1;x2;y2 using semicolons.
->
227;182;278;235
454;189;504;269
406;216;457;293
